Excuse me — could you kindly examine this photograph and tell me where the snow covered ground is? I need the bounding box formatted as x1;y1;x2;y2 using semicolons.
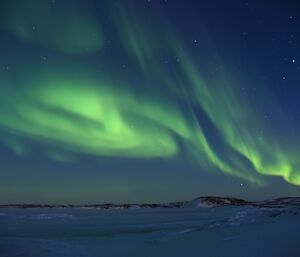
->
0;198;300;257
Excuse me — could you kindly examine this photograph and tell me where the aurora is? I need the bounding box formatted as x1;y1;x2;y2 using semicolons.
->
0;0;299;204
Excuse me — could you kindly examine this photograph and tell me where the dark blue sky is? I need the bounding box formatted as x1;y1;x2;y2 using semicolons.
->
0;0;300;204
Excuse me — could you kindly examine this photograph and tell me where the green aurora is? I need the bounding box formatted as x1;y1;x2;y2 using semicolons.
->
0;0;299;195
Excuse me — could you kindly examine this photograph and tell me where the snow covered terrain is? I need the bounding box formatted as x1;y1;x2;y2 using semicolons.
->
0;197;300;257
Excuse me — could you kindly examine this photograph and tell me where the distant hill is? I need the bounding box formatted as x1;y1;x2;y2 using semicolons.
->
1;196;300;210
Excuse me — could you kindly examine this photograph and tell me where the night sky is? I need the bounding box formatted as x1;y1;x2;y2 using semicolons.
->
0;0;300;204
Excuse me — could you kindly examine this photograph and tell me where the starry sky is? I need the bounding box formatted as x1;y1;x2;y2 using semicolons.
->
0;0;300;204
